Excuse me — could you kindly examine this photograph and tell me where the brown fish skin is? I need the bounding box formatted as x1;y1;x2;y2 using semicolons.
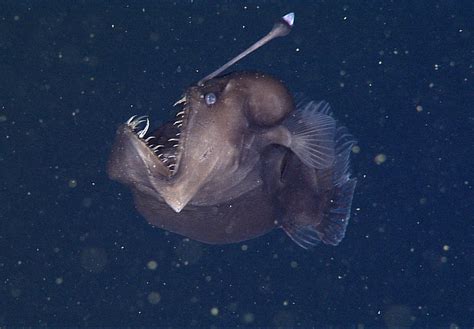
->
133;183;278;244
108;71;356;247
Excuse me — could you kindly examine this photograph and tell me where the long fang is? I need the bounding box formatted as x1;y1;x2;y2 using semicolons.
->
127;115;138;125
173;96;186;107
138;118;150;138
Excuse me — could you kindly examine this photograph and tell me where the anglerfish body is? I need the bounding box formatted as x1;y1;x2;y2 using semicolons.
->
108;71;357;249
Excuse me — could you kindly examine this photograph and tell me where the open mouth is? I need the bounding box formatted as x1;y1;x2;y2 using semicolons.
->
125;96;188;176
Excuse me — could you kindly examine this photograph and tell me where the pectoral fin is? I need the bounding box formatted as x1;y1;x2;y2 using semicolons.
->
283;101;336;169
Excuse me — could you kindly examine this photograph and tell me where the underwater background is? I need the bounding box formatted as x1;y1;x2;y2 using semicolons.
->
1;1;472;327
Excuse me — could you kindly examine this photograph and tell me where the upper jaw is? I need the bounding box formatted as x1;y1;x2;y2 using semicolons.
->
122;114;197;213
116;96;204;212
124;97;190;178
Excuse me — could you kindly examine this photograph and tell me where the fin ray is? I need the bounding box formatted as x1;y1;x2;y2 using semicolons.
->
283;178;356;249
318;178;357;245
283;222;321;249
281;99;357;248
283;101;336;169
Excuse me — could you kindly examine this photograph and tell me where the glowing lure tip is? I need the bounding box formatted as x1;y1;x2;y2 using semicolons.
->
282;12;295;27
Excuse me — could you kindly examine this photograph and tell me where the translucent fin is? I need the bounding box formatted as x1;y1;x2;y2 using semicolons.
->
333;126;356;186
315;124;356;246
282;221;321;250
282;178;356;249
283;101;336;169
317;178;357;245
280;99;357;248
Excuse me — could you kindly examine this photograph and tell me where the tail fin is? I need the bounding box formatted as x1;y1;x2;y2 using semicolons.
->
317;177;357;245
317;125;357;245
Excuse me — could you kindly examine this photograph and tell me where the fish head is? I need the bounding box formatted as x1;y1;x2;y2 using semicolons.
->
108;72;294;213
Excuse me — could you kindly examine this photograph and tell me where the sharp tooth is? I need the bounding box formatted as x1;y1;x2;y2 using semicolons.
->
138;118;150;138
145;136;156;142
127;115;138;125
173;120;183;126
128;115;148;129
152;145;164;150
134;116;147;124
175;111;185;117
168;138;180;142
173;96;186;107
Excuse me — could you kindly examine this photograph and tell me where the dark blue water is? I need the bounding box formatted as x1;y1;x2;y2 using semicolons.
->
1;2;472;327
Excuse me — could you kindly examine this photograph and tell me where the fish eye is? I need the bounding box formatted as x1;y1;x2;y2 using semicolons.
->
205;93;217;105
